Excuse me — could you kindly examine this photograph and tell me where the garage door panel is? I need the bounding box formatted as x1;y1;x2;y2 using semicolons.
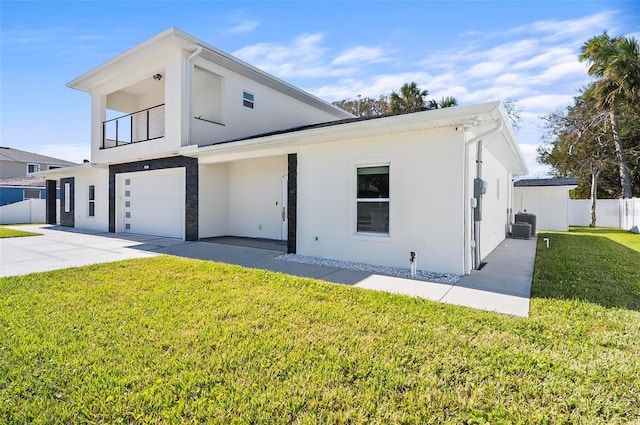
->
118;169;185;239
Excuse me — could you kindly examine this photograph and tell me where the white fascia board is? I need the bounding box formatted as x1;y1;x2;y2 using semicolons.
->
67;28;351;119
190;101;527;165
35;163;108;178
67;28;185;91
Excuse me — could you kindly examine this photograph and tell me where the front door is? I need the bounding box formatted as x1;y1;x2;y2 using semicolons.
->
59;177;75;227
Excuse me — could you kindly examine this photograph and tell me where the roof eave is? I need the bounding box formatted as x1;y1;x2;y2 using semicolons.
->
190;101;529;174
66;28;352;119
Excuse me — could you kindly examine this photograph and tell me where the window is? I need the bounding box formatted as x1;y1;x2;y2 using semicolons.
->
27;163;40;174
243;91;254;109
23;189;41;199
48;166;61;170
356;165;389;234
88;185;95;217
64;183;71;213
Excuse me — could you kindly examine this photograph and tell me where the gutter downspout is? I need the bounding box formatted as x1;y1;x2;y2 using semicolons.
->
466;118;503;270
186;46;203;145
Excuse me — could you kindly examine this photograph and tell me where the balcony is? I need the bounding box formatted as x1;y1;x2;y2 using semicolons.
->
102;104;165;149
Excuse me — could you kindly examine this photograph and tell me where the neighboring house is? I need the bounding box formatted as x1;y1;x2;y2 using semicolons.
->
513;178;578;232
0;146;76;180
0;147;75;205
0;176;48;206
42;28;527;276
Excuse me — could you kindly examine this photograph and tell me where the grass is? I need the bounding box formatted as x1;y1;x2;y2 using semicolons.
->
0;228;638;423
533;227;640;311
0;226;42;238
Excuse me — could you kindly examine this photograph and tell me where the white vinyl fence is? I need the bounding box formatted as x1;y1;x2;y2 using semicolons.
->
569;198;640;229
0;199;60;225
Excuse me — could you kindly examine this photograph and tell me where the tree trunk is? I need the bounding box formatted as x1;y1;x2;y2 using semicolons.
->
609;109;633;198
590;170;598;227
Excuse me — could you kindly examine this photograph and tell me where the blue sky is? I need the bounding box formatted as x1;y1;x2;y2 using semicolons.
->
1;1;638;176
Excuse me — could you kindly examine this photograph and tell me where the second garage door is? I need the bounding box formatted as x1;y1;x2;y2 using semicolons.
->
117;168;185;239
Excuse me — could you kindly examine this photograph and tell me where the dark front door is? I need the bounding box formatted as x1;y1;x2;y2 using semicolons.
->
60;177;75;227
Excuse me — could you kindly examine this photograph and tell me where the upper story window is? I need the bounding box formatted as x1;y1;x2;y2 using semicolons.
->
243;91;254;109
27;163;40;174
356;165;390;235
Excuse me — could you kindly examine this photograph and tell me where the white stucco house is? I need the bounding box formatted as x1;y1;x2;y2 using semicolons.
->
42;28;527;276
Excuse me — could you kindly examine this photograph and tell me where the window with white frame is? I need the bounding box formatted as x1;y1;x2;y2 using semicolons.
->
356;165;389;234
26;163;40;174
64;183;70;213
88;185;95;217
243;91;254;109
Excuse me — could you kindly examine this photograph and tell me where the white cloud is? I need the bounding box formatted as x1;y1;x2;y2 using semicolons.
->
313;72;432;100
519;94;574;112
227;20;260;34
38;143;90;164
466;61;506;78
508;10;616;40
233;33;361;78
332;46;388;65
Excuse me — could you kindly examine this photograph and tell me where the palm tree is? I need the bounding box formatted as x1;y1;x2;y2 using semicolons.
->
580;32;639;198
426;96;458;110
389;82;428;114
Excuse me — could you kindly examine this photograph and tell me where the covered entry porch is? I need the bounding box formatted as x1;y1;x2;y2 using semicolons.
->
197;153;296;252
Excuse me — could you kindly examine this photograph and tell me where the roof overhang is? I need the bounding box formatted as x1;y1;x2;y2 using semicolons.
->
34;163;108;179
184;101;528;175
67;28;351;119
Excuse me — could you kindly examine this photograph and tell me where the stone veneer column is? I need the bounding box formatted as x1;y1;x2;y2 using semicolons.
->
287;153;297;254
45;179;57;225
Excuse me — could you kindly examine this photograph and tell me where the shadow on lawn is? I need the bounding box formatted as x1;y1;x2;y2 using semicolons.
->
532;231;640;312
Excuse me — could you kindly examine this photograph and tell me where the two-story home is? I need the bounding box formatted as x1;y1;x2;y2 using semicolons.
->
43;28;527;276
0;147;76;206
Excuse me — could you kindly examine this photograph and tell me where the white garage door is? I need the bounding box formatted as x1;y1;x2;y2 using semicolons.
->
117;168;185;239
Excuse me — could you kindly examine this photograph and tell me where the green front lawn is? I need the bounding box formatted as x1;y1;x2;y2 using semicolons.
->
0;227;638;423
0;226;42;238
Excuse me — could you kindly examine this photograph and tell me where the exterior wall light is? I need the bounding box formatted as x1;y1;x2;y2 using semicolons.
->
153;73;163;81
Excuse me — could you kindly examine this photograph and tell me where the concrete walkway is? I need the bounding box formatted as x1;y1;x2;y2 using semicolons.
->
1;225;537;316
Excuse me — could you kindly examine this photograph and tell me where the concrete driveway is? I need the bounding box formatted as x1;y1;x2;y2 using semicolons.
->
1;225;536;316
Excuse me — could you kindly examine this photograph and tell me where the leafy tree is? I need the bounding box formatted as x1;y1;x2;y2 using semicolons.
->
332;95;389;117
580;32;640;198
539;92;615;225
503;97;523;131
389;82;428;114
539;88;640;225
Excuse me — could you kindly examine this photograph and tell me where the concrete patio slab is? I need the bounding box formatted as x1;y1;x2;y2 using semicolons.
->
1;225;537;316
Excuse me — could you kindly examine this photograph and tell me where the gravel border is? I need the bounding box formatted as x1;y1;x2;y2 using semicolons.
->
275;254;461;284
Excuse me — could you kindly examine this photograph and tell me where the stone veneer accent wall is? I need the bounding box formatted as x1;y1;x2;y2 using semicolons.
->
46;179;57;225
287;153;297;254
108;156;198;241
